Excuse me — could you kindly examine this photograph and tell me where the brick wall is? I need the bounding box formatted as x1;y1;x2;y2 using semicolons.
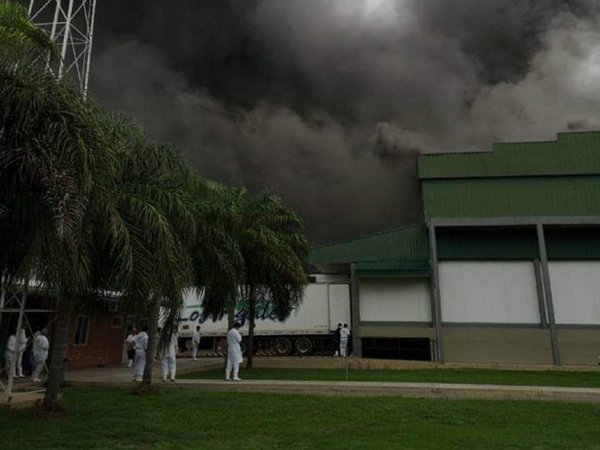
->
66;309;126;370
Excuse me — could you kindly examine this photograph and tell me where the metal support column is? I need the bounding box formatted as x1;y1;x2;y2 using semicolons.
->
350;263;362;357
4;282;28;402
428;223;444;363
533;260;548;328
536;223;561;366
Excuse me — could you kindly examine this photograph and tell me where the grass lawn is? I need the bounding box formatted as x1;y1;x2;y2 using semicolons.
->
1;388;600;449
181;367;600;388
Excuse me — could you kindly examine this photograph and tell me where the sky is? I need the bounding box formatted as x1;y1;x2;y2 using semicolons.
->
88;0;600;243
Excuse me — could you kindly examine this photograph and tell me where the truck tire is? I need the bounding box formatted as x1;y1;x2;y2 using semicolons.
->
294;337;313;356
240;342;247;355
274;338;293;356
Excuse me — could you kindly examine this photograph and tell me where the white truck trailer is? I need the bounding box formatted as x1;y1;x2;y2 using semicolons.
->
178;281;351;356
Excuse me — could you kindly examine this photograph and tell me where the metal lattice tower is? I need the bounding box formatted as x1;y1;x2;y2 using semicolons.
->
27;0;97;97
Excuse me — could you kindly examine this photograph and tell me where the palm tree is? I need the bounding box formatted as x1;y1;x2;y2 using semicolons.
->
0;1;114;409
232;190;309;369
186;186;309;369
0;1;58;65
0;1;86;279
88;116;197;384
0;3;195;399
192;184;244;324
0;1;310;402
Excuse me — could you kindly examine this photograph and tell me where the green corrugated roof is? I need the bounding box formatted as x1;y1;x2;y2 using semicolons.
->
419;131;600;179
310;225;430;275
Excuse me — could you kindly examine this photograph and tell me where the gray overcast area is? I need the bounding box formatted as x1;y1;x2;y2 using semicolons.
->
88;0;600;243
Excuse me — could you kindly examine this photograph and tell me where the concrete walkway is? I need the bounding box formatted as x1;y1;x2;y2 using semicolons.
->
66;358;223;383
64;357;600;404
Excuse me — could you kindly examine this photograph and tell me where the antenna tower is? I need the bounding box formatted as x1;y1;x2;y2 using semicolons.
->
27;0;98;97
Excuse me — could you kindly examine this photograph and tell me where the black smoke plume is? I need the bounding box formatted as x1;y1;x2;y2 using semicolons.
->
89;0;600;242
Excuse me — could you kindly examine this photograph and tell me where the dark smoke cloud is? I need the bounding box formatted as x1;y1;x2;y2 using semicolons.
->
89;0;600;242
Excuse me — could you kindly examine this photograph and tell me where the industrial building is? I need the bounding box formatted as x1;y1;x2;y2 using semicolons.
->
0;290;128;372
311;131;600;366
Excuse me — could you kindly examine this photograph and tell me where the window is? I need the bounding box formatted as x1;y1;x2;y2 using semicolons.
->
107;302;119;312
74;315;90;345
111;316;124;328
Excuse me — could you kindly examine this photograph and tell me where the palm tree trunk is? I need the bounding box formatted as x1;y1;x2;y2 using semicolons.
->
246;285;256;369
227;297;235;328
143;294;160;384
43;295;73;410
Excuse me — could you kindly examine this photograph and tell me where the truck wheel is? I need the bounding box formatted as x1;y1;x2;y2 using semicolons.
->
294;338;313;356
274;338;292;356
240;342;247;355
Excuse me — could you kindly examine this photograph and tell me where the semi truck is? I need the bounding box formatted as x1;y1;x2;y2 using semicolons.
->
178;280;351;356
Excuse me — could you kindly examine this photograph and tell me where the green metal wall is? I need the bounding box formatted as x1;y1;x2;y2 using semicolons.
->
419;132;600;179
422;176;600;219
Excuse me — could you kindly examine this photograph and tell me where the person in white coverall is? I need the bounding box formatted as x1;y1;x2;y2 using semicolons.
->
191;326;201;360
340;323;350;357
160;332;178;381
225;323;243;381
4;331;27;378
32;328;49;382
132;326;149;382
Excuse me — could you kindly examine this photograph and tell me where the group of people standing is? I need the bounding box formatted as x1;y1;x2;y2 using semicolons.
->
125;325;178;382
3;327;49;382
124;322;245;383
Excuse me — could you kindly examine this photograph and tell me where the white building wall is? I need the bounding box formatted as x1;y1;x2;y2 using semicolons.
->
359;278;431;322
439;261;540;323
549;261;600;325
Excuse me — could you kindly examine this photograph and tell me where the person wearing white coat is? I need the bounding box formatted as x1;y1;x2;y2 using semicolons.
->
32;328;49;382
191;326;201;360
125;326;137;368
339;324;351;357
160;332;178;382
5;329;29;377
225;323;243;381
132;327;149;382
